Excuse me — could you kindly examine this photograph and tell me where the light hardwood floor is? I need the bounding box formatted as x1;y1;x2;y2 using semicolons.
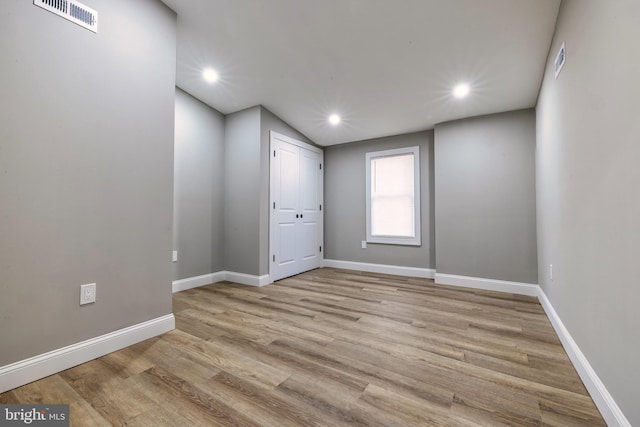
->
1;268;605;426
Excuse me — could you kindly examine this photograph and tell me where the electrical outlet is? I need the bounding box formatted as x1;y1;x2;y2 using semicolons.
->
172;251;178;262
361;240;367;249
549;264;553;281
80;283;96;305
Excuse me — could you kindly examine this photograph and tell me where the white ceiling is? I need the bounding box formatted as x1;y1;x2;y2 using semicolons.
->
162;0;560;146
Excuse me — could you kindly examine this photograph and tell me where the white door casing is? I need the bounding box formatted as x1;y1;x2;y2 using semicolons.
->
270;131;323;282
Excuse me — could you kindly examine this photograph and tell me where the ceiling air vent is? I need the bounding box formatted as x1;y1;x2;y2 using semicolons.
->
554;42;566;79
34;0;98;33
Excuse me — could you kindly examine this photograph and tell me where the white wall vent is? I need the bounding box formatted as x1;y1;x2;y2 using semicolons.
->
34;0;98;33
554;42;566;79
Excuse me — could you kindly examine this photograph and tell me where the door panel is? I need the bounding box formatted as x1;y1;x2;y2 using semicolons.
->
277;222;296;265
300;152;319;212
301;221;318;261
279;147;299;212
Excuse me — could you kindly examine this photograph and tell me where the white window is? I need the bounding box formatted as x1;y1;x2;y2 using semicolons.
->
366;146;421;246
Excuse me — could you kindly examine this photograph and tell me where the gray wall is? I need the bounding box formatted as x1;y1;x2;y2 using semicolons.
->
536;1;640;423
0;0;176;365
223;105;315;277
324;131;434;268
173;89;225;280
223;106;262;276
434;110;537;283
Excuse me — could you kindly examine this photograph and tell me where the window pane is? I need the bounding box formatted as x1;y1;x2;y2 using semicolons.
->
371;196;414;236
372;154;414;196
370;153;415;238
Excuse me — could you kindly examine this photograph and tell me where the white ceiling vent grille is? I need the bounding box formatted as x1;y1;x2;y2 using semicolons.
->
34;0;98;33
554;42;566;79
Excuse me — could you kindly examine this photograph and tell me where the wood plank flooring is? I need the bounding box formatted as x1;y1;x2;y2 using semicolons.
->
0;268;606;426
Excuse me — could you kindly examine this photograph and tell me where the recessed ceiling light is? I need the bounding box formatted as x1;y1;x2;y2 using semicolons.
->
202;68;219;84
453;83;470;99
328;114;341;126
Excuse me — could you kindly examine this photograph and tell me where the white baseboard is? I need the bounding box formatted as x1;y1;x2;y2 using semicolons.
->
172;271;270;293
172;272;226;293
0;314;175;394
434;273;539;297
224;271;270;287
537;288;631;427
323;259;435;279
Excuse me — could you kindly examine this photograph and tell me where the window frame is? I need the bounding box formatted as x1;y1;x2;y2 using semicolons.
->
365;146;421;246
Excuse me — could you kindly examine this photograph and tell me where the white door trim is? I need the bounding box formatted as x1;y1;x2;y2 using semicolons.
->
270;131;322;153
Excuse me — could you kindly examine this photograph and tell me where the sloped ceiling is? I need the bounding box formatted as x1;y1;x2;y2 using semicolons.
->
162;0;560;146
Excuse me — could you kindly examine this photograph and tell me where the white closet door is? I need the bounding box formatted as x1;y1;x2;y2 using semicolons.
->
271;140;301;281
298;148;322;273
270;132;323;282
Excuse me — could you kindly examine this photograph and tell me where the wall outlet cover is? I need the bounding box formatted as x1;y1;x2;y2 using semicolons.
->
80;283;96;305
361;240;367;249
172;251;178;262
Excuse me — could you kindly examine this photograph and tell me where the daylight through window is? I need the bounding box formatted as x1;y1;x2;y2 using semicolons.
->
365;146;421;246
